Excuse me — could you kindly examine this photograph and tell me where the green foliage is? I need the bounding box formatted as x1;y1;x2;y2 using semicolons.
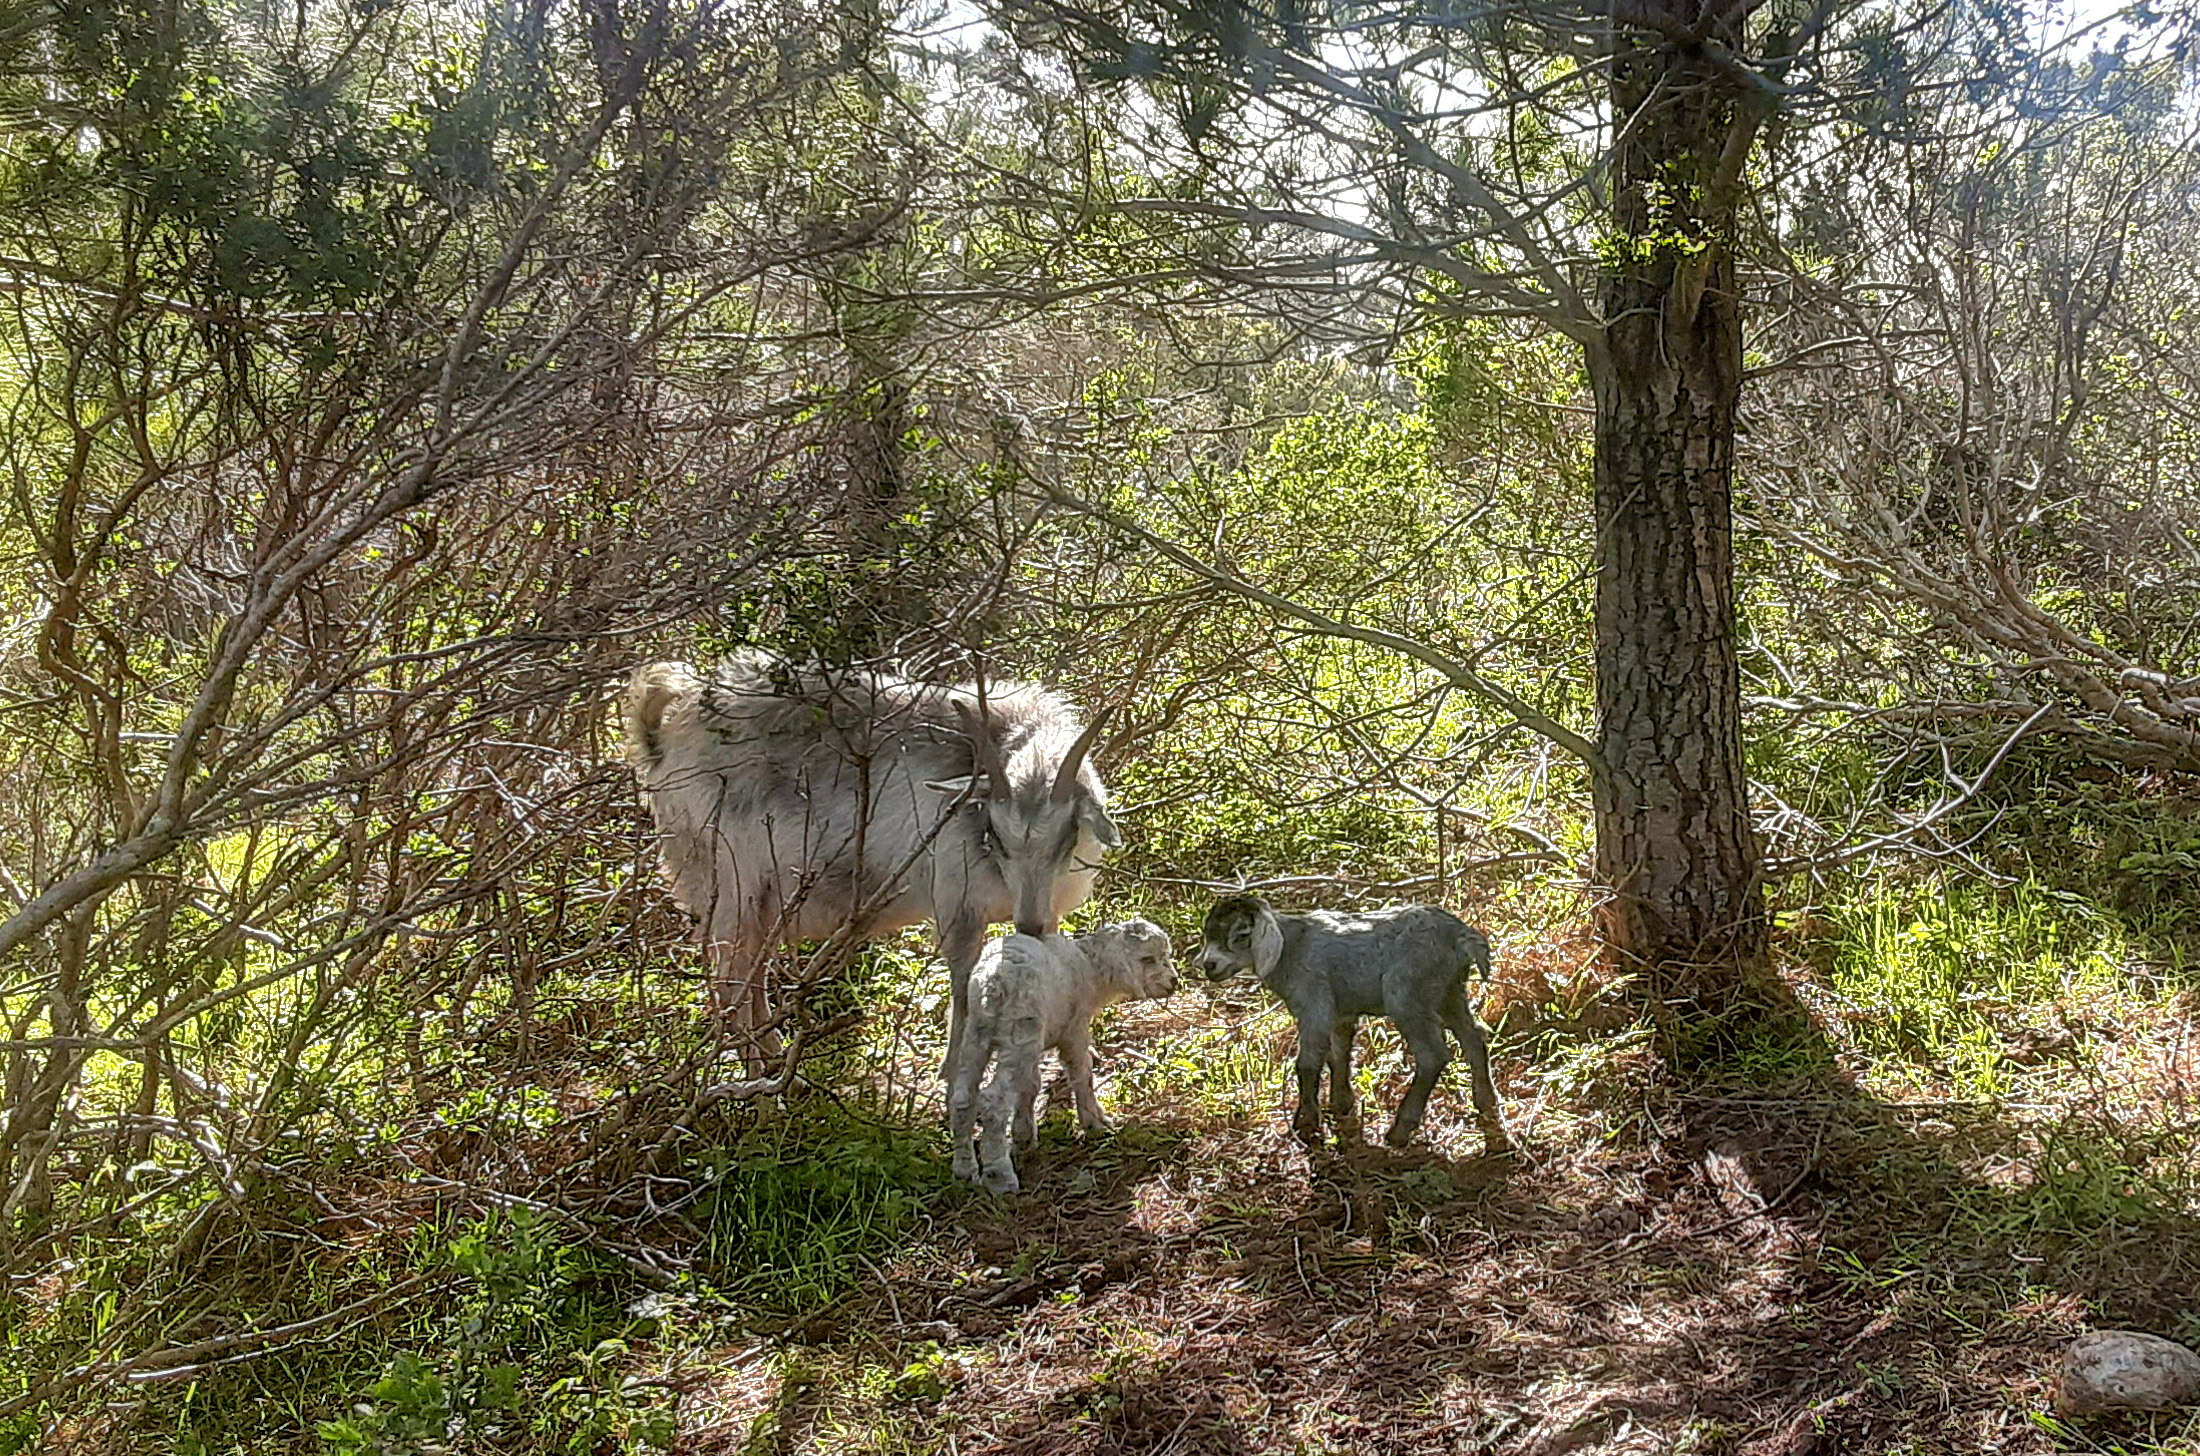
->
16;0;515;315
880;1342;965;1405
1983;773;2200;971
319;1211;668;1456
0;1409;37;1456
694;1104;947;1318
1824;875;2129;1095
1035;327;1596;916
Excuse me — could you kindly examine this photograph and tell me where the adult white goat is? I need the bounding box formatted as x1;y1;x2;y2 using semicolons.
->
620;650;1119;1066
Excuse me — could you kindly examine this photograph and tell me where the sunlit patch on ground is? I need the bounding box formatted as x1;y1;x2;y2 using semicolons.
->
672;1342;779;1451
13;888;2196;1454
712;919;2200;1456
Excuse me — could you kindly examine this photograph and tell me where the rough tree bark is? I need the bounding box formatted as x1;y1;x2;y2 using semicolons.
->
1589;1;1770;992
845;333;919;643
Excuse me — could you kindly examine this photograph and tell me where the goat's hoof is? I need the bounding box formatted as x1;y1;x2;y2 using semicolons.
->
981;1165;1020;1195
1292;1121;1324;1149
1079;1116;1115;1136
951;1157;979;1184
1382;1123;1419;1149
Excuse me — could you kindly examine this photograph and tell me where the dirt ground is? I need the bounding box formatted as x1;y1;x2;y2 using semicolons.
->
671;974;2200;1456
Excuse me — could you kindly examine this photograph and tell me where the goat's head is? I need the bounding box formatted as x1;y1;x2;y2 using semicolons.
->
1096;918;1179;999
1198;895;1282;982
935;701;1122;938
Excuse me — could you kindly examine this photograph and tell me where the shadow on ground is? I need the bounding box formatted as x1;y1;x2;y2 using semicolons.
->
710;966;2200;1456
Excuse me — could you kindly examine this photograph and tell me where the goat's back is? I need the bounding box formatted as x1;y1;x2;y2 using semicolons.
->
697;651;1076;762
962;932;1086;1064
1299;903;1476;952
1289;904;1489;997
970;932;1075;1014
623;653;1097;825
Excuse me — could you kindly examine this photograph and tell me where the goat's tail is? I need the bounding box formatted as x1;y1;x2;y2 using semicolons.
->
620;661;700;774
1446;926;1497;1067
1459;925;1494;981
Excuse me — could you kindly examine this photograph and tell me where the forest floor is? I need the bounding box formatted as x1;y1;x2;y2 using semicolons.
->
661;924;2200;1456
28;897;2200;1455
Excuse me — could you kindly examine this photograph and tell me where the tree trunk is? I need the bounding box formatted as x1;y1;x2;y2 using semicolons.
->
1590;6;1768;994
835;29;923;654
842;335;922;647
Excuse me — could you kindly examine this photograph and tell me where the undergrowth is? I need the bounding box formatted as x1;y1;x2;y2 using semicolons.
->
9;843;2199;1454
1822;874;2134;1096
318;1211;664;1456
693;1108;950;1320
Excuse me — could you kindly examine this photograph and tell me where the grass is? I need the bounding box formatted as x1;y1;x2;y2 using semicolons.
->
1821;874;2136;1097
10;865;2200;1454
693;1108;949;1320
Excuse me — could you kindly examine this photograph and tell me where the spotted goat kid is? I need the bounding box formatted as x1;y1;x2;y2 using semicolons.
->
1198;895;1507;1151
949;920;1179;1194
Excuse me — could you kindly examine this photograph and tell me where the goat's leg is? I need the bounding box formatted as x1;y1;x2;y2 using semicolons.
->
1445;989;1509;1149
948;1047;986;1184
1062;1030;1112;1134
1385;1021;1451;1148
1012;1054;1042;1148
703;938;738;1027
745;971;774;1064
977;1066;1020;1194
1327;1016;1361;1143
1292;1025;1327;1147
705;926;780;1080
703;934;748;1029
937;912;987;1081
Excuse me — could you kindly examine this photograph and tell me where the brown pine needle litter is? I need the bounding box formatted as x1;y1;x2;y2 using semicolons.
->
672;960;2200;1456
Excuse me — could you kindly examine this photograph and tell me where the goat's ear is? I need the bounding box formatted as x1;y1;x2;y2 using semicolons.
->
926;775;992;797
1078;801;1123;849
1250;909;1284;981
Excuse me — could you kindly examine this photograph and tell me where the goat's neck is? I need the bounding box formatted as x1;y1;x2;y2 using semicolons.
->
1055;934;1098;978
1254;912;1304;989
1085;980;1137;1014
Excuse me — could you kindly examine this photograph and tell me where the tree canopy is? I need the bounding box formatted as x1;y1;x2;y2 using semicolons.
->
2;0;2199;1446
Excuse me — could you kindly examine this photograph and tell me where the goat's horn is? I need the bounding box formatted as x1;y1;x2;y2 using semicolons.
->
955;699;1011;801
1051;708;1112;803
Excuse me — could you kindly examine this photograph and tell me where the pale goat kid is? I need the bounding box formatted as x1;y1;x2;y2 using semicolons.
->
949;920;1178;1194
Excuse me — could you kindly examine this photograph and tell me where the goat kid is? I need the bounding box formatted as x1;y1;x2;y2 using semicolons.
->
1197;894;1507;1151
949;920;1178;1194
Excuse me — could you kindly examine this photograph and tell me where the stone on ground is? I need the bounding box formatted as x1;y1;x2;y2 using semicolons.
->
2055;1330;2200;1414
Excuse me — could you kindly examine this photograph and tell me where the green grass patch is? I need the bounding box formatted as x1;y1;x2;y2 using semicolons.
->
1105;997;1289;1120
1824;875;2131;1096
693;1101;951;1320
